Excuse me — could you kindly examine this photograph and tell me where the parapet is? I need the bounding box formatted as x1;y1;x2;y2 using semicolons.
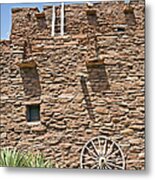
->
10;0;144;42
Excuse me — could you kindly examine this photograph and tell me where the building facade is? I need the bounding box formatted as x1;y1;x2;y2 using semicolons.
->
0;0;145;169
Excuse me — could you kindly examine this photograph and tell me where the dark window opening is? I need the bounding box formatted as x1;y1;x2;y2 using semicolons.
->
27;13;31;21
26;104;40;122
117;27;125;32
87;10;97;26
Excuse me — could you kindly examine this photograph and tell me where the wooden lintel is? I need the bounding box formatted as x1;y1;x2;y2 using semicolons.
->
86;9;96;16
35;12;45;18
16;60;37;68
86;59;104;67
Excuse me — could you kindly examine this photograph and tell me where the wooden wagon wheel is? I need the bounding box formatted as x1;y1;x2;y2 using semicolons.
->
80;136;125;170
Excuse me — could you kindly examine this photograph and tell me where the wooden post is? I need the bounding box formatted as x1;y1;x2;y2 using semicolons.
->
52;5;55;36
61;2;64;36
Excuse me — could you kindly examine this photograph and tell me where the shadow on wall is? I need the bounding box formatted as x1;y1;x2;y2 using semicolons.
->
20;67;41;97
124;6;136;26
80;76;95;121
125;13;136;26
87;10;97;27
37;16;47;31
86;63;110;93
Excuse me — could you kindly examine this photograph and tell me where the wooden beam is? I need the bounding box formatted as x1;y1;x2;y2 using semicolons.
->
52;5;55;36
61;2;64;36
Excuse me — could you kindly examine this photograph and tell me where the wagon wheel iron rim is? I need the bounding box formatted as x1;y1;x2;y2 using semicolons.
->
80;136;125;170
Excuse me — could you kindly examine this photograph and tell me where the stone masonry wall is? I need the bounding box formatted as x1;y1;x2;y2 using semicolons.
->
0;0;145;169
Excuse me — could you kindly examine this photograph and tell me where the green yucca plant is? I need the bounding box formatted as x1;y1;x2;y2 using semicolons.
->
25;152;53;168
0;148;53;168
0;148;26;167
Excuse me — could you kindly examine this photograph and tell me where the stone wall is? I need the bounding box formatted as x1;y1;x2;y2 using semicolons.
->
0;0;145;169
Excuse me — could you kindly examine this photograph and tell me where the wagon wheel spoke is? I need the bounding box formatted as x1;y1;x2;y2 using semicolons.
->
105;142;115;157
85;146;98;158
82;154;98;161
106;162;124;170
106;149;120;159
80;136;125;170
107;158;123;165
91;140;99;156
98;137;102;154
91;163;100;169
103;165;107;170
105;163;112;170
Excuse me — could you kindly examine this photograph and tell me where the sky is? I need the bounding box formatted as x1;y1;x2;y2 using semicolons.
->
0;1;98;40
0;2;47;40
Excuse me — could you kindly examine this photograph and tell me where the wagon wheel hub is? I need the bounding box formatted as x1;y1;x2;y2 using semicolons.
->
99;156;107;168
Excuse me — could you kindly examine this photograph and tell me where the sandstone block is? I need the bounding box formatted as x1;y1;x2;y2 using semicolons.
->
1;133;7;139
121;129;134;136
31;125;46;132
95;107;109;114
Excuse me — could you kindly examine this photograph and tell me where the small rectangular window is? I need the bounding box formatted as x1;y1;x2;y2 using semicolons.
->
117;27;125;32
26;105;40;122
